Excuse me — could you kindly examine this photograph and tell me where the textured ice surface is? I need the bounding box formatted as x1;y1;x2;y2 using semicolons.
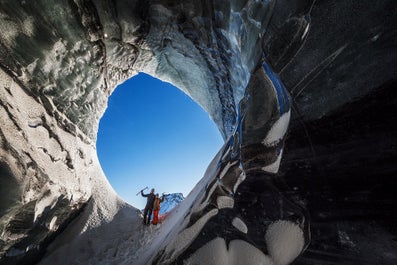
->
0;0;396;264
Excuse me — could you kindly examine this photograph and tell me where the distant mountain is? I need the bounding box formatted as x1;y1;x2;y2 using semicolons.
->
159;193;184;215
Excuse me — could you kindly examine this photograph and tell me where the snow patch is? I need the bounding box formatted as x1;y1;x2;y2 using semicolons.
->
48;216;58;231
233;171;246;194
166;209;219;262
217;196;234;209
262;149;283;174
232;217;248;234
22;16;35;37
265;220;304;265
186;237;274;265
301;23;310;40
262;110;291;147
34;187;59;222
0;14;34;48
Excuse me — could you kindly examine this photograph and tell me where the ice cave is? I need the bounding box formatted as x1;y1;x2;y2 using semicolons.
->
0;0;396;264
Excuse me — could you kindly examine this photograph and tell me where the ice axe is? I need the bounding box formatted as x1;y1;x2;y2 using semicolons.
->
136;186;148;196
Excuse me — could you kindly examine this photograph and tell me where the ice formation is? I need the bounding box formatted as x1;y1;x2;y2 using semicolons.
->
0;0;396;264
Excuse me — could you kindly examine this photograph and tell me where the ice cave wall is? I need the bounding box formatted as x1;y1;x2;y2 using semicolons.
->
0;0;396;264
0;0;268;262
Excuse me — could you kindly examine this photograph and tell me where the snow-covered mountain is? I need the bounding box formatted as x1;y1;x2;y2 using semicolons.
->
159;193;185;215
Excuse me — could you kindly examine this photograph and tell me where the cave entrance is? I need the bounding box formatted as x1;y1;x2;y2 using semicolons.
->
96;73;223;209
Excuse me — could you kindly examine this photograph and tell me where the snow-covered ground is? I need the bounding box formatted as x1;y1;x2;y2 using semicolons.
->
38;191;192;264
38;149;223;264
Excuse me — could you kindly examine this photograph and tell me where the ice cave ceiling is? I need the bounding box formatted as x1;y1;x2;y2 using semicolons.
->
0;0;396;264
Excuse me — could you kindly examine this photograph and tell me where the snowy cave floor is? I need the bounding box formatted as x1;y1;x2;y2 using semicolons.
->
38;204;166;265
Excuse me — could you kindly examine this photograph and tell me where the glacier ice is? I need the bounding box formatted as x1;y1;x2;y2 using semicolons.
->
0;0;396;264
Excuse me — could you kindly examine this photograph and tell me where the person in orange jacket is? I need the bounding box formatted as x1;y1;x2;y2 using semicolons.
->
152;193;165;225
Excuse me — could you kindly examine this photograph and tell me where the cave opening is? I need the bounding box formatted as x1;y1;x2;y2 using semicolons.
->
96;73;223;209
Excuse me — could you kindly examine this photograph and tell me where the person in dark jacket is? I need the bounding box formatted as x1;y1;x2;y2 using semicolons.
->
141;188;155;225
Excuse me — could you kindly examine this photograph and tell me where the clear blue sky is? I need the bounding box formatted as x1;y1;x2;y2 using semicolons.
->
96;73;224;209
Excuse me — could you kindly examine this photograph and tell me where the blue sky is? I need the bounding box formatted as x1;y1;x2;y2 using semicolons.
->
96;73;223;209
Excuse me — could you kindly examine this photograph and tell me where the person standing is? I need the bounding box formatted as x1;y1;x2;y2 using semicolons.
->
141;188;155;225
152;193;165;225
